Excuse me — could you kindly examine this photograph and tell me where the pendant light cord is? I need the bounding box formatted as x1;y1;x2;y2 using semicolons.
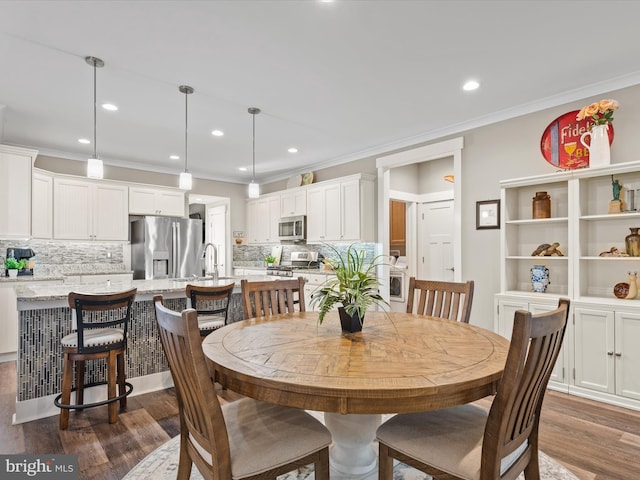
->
252;112;256;182
92;60;97;159
184;90;188;173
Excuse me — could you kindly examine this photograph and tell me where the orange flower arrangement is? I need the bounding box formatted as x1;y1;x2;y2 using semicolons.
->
576;99;619;127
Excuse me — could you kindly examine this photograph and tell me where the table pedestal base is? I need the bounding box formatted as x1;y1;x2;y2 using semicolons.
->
324;413;381;476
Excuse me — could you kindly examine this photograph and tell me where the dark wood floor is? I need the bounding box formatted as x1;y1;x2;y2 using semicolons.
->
1;360;639;479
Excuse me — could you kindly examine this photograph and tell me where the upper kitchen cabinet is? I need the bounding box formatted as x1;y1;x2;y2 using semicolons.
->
54;177;129;240
31;169;53;239
246;194;281;244
307;174;375;243
129;186;185;217
280;188;307;217
0;145;38;238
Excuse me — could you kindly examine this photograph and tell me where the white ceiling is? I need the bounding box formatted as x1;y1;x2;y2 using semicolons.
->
1;1;640;186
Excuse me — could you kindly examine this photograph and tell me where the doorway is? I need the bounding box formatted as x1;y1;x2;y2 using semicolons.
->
207;205;227;277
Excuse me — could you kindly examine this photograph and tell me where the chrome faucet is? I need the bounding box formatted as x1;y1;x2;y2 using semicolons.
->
203;243;219;281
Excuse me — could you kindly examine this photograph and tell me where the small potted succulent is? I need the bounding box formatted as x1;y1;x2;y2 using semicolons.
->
5;257;26;278
264;255;277;267
310;244;389;333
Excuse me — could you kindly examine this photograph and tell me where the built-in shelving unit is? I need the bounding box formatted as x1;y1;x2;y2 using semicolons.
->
496;161;640;411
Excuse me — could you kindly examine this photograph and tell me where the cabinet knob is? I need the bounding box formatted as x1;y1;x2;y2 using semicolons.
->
615;352;622;357
607;351;614;356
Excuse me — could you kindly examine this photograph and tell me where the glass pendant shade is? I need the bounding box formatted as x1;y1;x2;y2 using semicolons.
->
248;181;260;198
179;171;193;190
87;158;104;179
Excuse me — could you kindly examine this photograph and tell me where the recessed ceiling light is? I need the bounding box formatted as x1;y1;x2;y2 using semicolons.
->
102;103;118;111
463;80;480;91
169;155;180;160
288;147;298;153
238;167;248;172
211;130;224;137
78;138;91;144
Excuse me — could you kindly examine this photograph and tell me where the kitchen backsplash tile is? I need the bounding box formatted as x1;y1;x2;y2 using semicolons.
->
232;242;377;267
0;239;127;277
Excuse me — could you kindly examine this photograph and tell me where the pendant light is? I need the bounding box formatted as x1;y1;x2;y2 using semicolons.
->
85;56;104;179
178;85;194;190
248;107;261;198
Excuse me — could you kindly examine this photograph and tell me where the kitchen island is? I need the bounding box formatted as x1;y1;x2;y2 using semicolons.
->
12;275;273;424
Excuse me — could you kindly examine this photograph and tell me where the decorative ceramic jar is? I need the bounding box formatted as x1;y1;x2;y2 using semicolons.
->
532;192;551;219
530;264;550;293
625;228;640;256
580;124;611;168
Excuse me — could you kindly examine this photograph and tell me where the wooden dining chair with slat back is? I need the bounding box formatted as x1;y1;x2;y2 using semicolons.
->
377;298;570;480
153;295;331;480
241;276;306;319
55;288;137;429
185;283;235;338
405;277;475;323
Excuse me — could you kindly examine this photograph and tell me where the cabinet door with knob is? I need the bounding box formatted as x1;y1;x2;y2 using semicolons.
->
573;306;640;401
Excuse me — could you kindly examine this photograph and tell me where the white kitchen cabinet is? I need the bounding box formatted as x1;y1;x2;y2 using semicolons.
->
307;174;375;243
31;170;53;239
245;194;280;244
280;188;307;217
573;306;640;402
0;145;37;239
54;177;129;240
495;295;568;388
129;186;185;217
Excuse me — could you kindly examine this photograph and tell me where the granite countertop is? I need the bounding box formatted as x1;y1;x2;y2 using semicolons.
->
14;275;276;302
0;275;65;283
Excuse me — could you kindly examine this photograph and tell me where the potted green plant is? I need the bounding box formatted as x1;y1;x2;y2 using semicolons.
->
310;244;389;333
5;257;26;278
264;255;277;266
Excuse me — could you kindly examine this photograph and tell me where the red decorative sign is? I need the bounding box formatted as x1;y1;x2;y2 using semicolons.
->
540;110;614;169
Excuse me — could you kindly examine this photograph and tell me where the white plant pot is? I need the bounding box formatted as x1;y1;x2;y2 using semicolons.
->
8;269;18;278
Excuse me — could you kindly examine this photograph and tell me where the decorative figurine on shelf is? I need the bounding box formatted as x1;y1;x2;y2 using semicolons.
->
614;271;638;299
609;175;622;214
531;242;564;256
599;247;630;257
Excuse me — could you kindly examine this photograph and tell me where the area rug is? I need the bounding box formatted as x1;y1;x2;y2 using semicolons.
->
122;435;579;480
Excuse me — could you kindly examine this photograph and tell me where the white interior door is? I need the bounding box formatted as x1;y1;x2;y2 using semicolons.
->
418;200;454;281
207;205;227;277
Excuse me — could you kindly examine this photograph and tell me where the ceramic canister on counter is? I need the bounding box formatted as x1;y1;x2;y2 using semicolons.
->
532;192;551;219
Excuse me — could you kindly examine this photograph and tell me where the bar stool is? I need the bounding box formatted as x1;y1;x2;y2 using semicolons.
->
185;283;235;337
55;288;137;429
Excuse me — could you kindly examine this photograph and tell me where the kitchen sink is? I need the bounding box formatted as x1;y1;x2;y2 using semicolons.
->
171;276;236;282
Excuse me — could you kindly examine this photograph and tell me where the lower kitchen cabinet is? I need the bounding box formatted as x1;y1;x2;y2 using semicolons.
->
496;294;568;388
573;306;640;402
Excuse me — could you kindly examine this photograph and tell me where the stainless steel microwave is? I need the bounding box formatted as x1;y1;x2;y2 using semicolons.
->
278;215;306;241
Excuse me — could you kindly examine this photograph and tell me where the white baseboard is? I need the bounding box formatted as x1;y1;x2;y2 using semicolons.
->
12;370;174;425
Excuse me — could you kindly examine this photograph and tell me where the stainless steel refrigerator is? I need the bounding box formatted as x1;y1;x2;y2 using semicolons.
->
131;216;204;280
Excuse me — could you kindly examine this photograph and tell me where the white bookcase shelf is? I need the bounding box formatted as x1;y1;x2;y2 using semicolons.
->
496;160;640;411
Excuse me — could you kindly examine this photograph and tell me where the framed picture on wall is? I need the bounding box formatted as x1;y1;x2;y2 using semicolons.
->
476;199;500;230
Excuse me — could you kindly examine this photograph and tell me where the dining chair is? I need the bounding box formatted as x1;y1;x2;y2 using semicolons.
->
405;277;475;323
376;298;570;480
185;283;235;337
241;276;306;319
55;288;137;430
153;295;331;480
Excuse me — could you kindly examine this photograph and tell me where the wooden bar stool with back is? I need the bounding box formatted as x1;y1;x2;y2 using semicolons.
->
54;288;137;430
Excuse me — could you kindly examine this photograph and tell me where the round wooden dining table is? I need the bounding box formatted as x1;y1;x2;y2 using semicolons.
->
202;311;509;477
